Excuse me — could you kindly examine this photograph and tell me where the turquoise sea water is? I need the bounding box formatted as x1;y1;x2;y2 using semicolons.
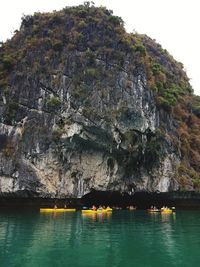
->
0;210;200;267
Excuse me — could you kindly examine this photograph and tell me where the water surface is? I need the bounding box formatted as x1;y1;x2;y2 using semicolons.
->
0;210;200;267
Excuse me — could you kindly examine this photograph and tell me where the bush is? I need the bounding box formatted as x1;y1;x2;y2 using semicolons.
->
49;15;63;26
156;96;173;112
157;84;182;111
84;50;96;65
151;63;162;75
108;15;124;26
191;95;200;118
84;68;97;80
77;20;87;29
134;44;146;55
0;78;8;88
52;40;63;51
5;101;19;124
71;86;87;101
2;55;15;71
47;97;61;112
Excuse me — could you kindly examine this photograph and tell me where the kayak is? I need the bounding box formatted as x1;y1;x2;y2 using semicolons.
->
161;209;173;214
40;208;76;212
82;208;112;213
147;209;160;213
129;207;137;210
105;208;112;212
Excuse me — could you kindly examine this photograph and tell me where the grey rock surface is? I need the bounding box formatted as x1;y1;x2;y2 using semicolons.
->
0;53;180;198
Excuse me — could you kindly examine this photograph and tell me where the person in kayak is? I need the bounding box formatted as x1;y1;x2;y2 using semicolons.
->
92;205;97;211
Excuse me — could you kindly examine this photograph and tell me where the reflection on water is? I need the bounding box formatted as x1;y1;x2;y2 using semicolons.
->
161;212;176;222
1;210;200;267
81;212;112;223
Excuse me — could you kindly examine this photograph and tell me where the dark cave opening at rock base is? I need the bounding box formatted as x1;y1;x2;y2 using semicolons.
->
81;190;173;209
0;191;200;210
81;190;200;209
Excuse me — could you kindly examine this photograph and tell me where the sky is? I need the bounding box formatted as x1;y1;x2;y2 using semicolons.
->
0;0;199;95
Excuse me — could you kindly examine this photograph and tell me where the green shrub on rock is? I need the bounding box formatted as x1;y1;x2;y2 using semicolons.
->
47;97;61;112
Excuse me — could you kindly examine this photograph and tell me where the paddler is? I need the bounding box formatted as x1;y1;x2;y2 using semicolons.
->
92;205;97;211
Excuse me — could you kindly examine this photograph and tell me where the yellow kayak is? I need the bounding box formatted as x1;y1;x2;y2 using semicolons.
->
82;208;112;213
161;209;172;214
40;208;76;212
104;208;112;212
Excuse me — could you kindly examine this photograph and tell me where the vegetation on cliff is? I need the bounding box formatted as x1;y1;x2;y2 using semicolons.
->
0;2;200;191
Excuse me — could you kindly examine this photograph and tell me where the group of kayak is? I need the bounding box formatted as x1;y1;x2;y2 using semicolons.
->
82;206;113;213
147;206;175;214
40;205;113;213
39;205;175;213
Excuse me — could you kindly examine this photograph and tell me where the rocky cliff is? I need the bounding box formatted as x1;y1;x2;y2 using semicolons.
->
0;3;200;198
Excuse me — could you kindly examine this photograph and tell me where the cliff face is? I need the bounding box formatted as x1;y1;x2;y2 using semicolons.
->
0;4;199;198
0;70;178;198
